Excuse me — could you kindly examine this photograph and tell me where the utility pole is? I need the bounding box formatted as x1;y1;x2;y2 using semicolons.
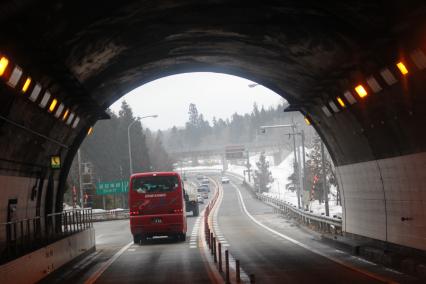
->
246;150;251;183
120;165;125;209
100;177;105;210
291;123;301;209
321;141;329;216
77;149;84;208
301;130;306;209
259;123;304;209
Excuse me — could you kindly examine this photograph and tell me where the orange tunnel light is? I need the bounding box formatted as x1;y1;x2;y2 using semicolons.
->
22;77;31;93
0;56;9;76
87;126;94;135
355;85;368;98
48;98;58;112
337;97;346;108
396;62;408;75
62;109;69;121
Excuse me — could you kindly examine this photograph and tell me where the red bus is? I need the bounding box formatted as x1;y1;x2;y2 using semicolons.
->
129;172;187;243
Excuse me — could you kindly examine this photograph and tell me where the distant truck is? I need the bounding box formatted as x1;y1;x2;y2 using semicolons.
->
184;183;199;216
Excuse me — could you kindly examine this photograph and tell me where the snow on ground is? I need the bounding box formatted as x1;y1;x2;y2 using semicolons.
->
228;149;342;217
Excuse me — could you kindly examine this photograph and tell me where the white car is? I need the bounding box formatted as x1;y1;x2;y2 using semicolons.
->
202;192;209;199
221;177;230;184
197;194;204;204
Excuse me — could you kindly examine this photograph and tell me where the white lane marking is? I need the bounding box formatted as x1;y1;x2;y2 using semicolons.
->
85;241;133;284
127;248;136;252
231;182;398;284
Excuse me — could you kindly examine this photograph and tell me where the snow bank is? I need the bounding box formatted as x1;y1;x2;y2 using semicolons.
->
227;149;342;217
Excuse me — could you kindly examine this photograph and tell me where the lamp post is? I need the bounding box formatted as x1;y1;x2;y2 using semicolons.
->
128;115;158;175
259;123;305;209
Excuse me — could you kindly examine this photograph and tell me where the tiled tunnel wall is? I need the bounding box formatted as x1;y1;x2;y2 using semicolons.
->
337;151;426;251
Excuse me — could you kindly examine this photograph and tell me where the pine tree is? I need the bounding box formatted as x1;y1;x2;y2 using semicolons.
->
286;159;299;192
305;136;339;204
253;152;274;193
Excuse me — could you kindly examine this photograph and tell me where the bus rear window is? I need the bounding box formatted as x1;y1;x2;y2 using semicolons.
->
132;176;179;194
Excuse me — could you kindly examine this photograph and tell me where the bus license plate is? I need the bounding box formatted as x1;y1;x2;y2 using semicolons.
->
151;217;162;223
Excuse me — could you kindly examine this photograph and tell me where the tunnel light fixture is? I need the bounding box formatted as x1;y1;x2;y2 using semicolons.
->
0;56;9;76
409;49;426;70
380;68;397;85
29;83;41;102
66;112;75;125
48;98;58;112
21;77;31;93
55;103;64;118
343;91;357;105
366;76;382;93
304;117;311;125
354;85;368;98
322;106;332;117
72;117;80;128
396;62;408;75
62;109;70;121
0;52;84;127
7;66;22;87
328;101;340;113
87;126;93;135
39;91;51;108
336;97;346;108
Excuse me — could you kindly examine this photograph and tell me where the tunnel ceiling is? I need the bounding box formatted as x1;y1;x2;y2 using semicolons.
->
1;1;424;107
1;0;426;170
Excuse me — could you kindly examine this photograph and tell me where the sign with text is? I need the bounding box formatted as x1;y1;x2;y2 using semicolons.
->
96;180;129;195
225;145;245;160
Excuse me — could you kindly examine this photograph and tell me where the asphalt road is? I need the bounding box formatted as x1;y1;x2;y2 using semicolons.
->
41;174;419;284
41;178;217;284
215;176;419;283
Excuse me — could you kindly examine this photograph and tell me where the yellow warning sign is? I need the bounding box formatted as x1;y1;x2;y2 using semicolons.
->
51;155;61;169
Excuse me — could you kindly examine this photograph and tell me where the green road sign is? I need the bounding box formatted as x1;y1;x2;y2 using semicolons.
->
96;180;129;195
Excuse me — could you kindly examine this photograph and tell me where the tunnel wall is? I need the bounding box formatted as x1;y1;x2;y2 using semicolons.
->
0;175;47;246
337;151;426;251
0;228;95;284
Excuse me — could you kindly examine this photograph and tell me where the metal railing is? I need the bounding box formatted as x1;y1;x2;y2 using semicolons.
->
257;194;342;234
0;208;92;264
91;209;129;221
226;171;342;235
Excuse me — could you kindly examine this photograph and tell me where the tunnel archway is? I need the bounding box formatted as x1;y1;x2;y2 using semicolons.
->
0;1;426;255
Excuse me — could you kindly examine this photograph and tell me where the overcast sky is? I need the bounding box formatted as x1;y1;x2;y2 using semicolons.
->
110;72;284;131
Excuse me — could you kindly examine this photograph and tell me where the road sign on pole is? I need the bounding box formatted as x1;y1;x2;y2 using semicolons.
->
225;145;245;160
96;180;129;195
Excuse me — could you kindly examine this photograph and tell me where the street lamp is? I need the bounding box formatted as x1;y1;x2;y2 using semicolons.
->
259;123;306;209
128;115;158;175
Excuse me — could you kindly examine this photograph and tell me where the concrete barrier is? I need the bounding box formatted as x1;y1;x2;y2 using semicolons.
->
0;228;95;284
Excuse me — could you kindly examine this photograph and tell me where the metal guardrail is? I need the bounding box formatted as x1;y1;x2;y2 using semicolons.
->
91;209;129;221
257;194;342;234
0;208;92;264
225;171;343;235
